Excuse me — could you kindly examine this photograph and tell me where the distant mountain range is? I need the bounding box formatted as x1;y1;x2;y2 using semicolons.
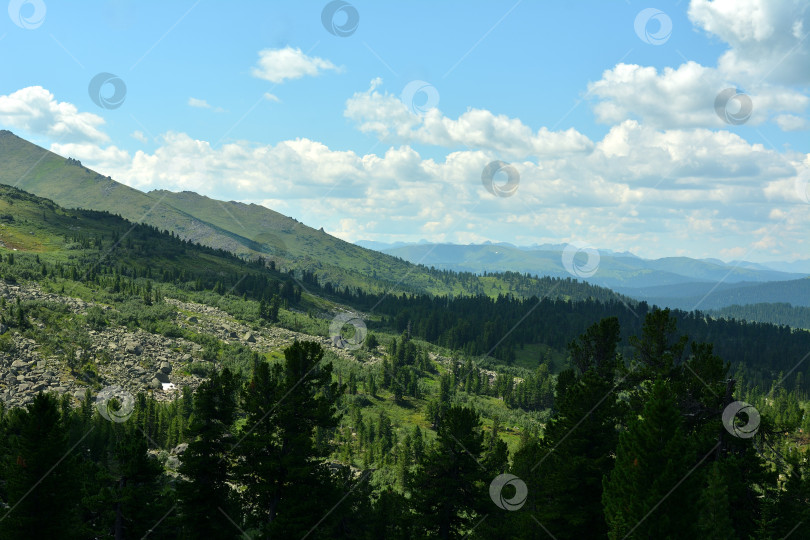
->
357;241;810;311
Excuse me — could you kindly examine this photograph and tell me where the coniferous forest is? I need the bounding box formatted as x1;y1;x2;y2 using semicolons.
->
0;191;808;537
2;1;810;537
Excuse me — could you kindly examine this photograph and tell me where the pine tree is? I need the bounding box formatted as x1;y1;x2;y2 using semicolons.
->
602;380;700;539
234;341;345;537
410;405;487;538
0;393;83;539
176;368;238;539
697;462;736;539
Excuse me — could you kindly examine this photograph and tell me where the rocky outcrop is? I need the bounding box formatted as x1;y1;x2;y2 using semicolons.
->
0;280;369;410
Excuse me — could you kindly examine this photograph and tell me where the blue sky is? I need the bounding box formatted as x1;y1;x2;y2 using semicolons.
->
1;0;809;262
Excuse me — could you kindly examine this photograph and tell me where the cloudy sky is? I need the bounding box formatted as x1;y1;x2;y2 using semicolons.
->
1;0;808;262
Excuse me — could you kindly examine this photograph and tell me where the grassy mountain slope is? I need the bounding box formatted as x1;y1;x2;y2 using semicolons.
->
0;130;628;302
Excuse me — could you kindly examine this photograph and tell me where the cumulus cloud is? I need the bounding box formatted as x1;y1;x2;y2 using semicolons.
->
251;46;340;84
588;62;808;129
345;80;593;159
0;86;108;143
64;116;804;260
688;0;810;85
589;0;810;131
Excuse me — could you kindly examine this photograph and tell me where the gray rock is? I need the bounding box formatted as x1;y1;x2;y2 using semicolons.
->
11;360;28;370
17;383;30;392
155;372;170;383
243;332;256;343
124;342;143;355
187;316;198;323
165;455;181;470
31;382;47;392
160;361;172;374
149;378;162;390
172;442;189;455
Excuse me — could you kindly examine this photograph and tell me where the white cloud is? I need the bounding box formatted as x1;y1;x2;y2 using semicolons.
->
588;62;808;130
775;114;808;131
188;97;211;109
188;97;225;112
263;93;281;103
345;81;593;159
588;0;810;131
65;117;806;260
0;86;108;143
251;46;340;84
688;0;810;85
131;130;148;143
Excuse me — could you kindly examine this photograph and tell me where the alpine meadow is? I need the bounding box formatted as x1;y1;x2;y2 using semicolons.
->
1;1;809;539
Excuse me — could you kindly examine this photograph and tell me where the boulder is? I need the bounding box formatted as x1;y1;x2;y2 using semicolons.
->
160;361;172;374
149;378;162;390
155;371;170;383
243;332;256;343
11;359;28;370
172;442;189;455
124;342;143;355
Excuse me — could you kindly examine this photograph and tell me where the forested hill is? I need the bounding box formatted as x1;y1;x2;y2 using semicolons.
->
1;181;808;397
709;302;810;330
620;276;810;310
0;130;625;300
1;183;809;537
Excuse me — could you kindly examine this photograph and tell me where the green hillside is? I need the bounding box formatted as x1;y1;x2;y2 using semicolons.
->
0;130;629;302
